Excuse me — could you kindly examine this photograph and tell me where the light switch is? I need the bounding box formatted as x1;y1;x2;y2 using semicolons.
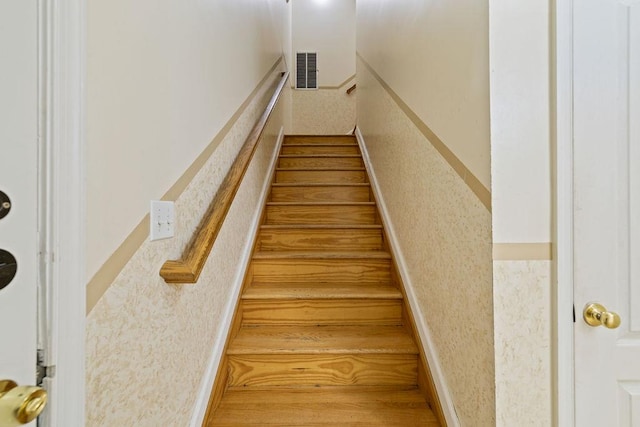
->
150;200;175;241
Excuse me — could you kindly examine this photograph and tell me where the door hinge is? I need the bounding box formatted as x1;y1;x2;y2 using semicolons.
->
573;304;576;323
36;349;56;386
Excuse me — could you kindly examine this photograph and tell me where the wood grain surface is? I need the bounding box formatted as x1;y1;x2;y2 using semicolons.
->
203;135;443;426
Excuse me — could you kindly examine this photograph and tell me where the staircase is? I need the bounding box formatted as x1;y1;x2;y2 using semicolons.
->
205;136;441;426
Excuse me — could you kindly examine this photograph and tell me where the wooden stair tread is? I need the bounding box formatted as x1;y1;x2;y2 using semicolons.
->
228;325;417;355
241;299;402;325
258;226;383;251
208;388;438;426
264;204;378;225
260;224;382;230
253;251;390;260
284;141;358;146
226;353;416;387
252;258;392;284
243;282;401;299
279;154;362;158
284;135;356;141
271;182;369;187
282;143;358;147
267;201;375;206
281;145;360;155
275;169;367;184
276;167;365;171
285;135;356;141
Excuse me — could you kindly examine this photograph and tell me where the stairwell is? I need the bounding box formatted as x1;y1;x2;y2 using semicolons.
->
205;136;441;426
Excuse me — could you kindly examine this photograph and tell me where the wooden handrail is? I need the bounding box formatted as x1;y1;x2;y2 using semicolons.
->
160;71;289;283
346;83;356;95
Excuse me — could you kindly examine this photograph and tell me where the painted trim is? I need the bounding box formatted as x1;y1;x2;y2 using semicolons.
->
357;53;491;212
41;0;86;425
492;243;553;260
554;0;575;425
318;73;356;90
85;57;284;313
189;126;285;426
356;126;460;427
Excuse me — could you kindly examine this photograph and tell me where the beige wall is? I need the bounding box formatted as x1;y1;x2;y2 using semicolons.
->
356;0;491;187
291;0;355;86
490;0;552;425
86;67;287;426
85;0;291;424
289;0;356;134
86;0;290;281
356;58;495;426
493;260;551;426
490;0;551;244
290;84;356;135
356;1;495;424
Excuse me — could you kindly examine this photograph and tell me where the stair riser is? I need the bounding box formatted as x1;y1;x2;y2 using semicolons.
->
283;136;357;145
210;390;439;426
281;145;360;155
270;186;371;203
227;354;417;387
252;258;391;283
265;205;377;225
241;299;402;325
278;157;364;169
259;229;383;251
275;170;367;184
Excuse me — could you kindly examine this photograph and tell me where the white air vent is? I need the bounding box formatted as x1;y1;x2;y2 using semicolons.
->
296;52;318;90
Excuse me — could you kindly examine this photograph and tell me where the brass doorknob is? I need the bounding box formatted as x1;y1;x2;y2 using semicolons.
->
583;302;622;329
0;380;48;426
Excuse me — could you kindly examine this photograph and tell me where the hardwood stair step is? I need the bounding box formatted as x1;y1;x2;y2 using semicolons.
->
253;251;390;260
281;144;360;155
275;169;367;184
258;225;384;251
261;224;382;229
283;135;358;145
270;183;371;203
243;282;401;299
252;256;391;283
208;388;438;426
278;155;364;169
241;298;402;325
226;353;417;387
265;202;377;225
228;325;417;355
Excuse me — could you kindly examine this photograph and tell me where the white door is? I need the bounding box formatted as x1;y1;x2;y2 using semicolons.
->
573;0;640;425
0;0;44;425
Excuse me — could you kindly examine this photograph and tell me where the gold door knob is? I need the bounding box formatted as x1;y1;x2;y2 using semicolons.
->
583;302;622;329
0;379;48;426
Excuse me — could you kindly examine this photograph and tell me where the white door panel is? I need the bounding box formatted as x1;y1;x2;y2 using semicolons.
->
574;0;640;425
0;0;39;386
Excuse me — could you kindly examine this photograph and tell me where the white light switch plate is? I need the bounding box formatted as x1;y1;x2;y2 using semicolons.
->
150;200;175;241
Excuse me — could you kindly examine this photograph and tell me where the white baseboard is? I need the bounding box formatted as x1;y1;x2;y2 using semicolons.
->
189;126;285;426
355;127;460;427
